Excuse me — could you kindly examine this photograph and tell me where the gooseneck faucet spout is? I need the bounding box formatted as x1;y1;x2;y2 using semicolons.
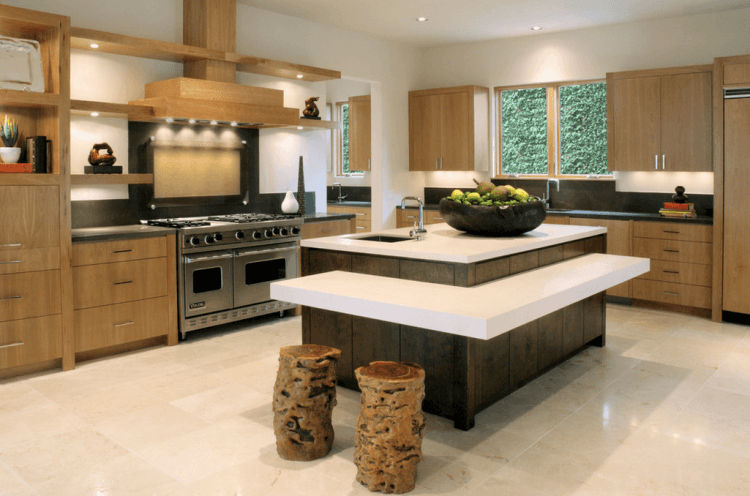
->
401;196;427;238
332;182;346;202
545;178;560;207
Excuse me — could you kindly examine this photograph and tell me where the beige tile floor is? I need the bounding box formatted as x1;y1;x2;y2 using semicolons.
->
1;304;749;495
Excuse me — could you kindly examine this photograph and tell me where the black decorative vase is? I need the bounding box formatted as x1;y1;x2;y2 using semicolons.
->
296;156;306;215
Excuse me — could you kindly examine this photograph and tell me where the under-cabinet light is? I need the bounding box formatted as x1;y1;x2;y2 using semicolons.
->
230;121;238;127
188;119;196;124
166;117;174;123
297;126;303;130
531;26;543;31
416;17;428;22
210;120;218;125
90;43;99;49
296;74;303;79
90;112;99;117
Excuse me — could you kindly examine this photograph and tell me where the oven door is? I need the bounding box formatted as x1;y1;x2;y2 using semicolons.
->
183;250;233;317
232;241;298;308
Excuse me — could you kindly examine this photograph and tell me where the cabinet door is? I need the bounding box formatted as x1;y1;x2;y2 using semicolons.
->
440;91;471;171
612;77;661;171
0;186;60;250
723;97;750;314
409;94;441;171
660;72;712;171
348;95;371;171
570;217;631;297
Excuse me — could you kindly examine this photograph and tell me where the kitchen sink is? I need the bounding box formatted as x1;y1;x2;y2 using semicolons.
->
351;234;414;243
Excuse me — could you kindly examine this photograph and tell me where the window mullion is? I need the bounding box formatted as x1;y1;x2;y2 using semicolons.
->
546;86;557;177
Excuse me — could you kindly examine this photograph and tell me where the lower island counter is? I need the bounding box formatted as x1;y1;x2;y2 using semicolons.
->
271;223;649;430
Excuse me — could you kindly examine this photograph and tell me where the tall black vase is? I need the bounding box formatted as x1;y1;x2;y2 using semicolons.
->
296;156;306;215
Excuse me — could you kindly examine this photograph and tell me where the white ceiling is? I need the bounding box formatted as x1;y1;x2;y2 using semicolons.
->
239;0;750;48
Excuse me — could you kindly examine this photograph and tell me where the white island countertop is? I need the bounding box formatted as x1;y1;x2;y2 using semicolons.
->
302;223;607;264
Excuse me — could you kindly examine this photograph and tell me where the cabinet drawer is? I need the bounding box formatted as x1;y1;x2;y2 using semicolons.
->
0;186;59;250
74;297;169;352
543;216;570;225
633;221;712;242
0;248;60;275
632;279;711;309
73;258;168;310
424;210;445;225
73;237;167;266
0;270;61;322
301;219;353;240
637;259;712;287
0;315;62;369
355;219;371;233
327;205;371;221
633;238;712;264
398;209;420;228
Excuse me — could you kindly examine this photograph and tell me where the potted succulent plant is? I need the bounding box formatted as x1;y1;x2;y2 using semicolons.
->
0;115;21;163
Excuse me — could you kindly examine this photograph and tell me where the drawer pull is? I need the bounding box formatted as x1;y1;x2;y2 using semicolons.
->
0;260;21;265
113;280;133;286
113;249;132;254
663;270;680;274
114;321;135;327
0;341;23;349
356;226;366;230
664;249;680;253
662;291;679;296
407;216;417;219
0;295;21;301
0;243;21;248
356;213;365;216
663;230;680;234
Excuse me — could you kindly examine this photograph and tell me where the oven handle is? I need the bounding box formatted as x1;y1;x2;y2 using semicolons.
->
234;245;299;258
184;252;234;264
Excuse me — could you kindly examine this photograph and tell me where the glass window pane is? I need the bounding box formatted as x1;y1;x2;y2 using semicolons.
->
559;83;609;175
501;88;548;175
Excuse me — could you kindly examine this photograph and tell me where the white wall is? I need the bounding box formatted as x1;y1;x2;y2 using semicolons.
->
418;7;750;194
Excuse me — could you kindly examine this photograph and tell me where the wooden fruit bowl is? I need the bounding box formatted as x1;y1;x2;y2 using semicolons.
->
438;197;546;236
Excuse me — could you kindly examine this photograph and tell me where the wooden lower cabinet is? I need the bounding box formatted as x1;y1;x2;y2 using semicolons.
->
327;205;371;233
0;315;62;369
570;217;632;298
0;248;60;275
396;208;446;228
544;216;570;225
72;236;167;266
74;297;169;352
72;258;168;310
301;218;355;239
632;280;711;309
0;270;62;322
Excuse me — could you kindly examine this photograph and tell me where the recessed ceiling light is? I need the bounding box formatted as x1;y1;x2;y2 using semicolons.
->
90;112;99;117
416;17;428;22
531;26;543;31
210;120;217;125
166;117;174;123
90;43;99;49
296;74;303;79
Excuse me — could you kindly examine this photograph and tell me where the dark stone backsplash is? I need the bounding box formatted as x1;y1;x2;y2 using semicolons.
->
425;180;713;217
326;186;371;202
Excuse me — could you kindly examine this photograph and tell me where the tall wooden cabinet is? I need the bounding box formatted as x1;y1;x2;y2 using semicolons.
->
408;86;489;171
0;5;73;376
607;66;712;171
348;95;371;171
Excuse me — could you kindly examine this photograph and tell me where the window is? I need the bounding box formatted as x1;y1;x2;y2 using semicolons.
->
334;101;363;176
496;81;609;178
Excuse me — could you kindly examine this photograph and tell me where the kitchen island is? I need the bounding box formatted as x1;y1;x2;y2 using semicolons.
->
272;223;648;430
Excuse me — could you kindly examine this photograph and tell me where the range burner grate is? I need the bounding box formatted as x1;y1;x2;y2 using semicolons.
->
207;213;298;223
147;219;211;228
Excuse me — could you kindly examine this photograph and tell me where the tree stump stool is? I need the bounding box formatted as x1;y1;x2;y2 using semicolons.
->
273;344;341;461
354;361;426;494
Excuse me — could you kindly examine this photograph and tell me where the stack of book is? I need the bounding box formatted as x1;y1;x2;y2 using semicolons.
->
1;136;50;173
659;202;696;218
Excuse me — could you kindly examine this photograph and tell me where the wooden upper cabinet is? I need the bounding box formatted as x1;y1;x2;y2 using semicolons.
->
0;186;60;250
608;67;712;172
408;86;489;171
348;95;371;171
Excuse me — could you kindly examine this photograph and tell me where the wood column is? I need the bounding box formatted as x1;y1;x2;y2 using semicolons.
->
183;0;237;83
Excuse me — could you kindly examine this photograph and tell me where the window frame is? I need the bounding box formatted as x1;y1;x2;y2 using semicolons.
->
494;78;611;180
334;100;364;177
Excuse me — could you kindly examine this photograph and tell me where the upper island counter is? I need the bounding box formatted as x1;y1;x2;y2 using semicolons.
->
276;223;648;430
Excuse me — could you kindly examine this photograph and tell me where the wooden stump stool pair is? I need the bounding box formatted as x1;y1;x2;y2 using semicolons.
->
272;346;425;494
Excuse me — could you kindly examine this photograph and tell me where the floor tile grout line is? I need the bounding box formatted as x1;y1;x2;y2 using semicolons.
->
0;457;41;496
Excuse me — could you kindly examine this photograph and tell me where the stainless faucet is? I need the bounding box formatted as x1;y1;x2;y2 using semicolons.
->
545;178;560;207
400;196;427;239
332;182;346;202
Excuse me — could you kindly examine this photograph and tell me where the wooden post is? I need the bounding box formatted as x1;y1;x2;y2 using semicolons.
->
273;344;341;461
183;0;237;83
354;361;426;494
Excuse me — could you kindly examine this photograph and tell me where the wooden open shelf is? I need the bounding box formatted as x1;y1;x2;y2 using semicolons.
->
0;173;61;186
70;27;340;82
295;118;340;130
71;173;153;185
70;99;157;120
0;90;60;108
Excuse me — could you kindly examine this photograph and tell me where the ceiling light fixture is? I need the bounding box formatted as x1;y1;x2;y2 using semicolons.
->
416;17;428;22
90;112;99;117
296;74;303;79
531;26;543;31
90;43;99;49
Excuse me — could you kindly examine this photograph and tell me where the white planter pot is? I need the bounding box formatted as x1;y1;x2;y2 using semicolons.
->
0;147;21;164
281;190;299;214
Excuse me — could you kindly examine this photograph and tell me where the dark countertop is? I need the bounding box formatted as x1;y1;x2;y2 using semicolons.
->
72;225;177;243
399;205;713;225
326;201;372;207
303;212;356;223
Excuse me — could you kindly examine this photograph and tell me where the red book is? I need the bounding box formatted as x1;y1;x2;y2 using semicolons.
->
663;202;693;210
0;163;33;173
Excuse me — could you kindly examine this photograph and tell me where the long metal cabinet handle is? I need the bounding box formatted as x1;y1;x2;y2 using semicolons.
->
663;230;680;234
663;270;680;274
113;280;133;285
0;295;22;301
663;249;680;253
0;243;21;247
662;155;665;170
655;155;658;170
0;260;21;265
114;321;135;327
185;252;233;263
113;249;132;254
0;342;23;349
436;158;439;170
662;291;679;296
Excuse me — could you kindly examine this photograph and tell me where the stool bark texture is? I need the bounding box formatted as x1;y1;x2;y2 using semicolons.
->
273;344;341;461
354;361;426;493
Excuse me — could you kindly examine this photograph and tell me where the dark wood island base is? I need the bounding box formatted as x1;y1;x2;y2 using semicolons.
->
301;235;607;430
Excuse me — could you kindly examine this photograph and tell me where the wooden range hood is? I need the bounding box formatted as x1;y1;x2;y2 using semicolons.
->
129;77;300;128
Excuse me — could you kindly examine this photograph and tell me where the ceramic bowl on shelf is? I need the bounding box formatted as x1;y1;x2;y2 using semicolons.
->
0;147;21;163
438;197;547;236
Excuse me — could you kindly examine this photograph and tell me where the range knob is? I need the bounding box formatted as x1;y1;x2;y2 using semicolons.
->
271;227;280;236
235;231;245;240
252;230;262;240
213;233;223;242
280;227;289;236
189;236;201;246
291;226;301;235
204;235;215;244
264;229;273;238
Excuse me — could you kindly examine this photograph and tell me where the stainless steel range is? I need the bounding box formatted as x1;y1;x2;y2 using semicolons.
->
145;214;304;338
